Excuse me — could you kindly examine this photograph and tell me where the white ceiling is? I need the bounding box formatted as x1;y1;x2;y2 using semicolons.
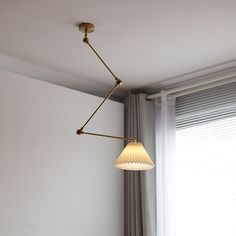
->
0;0;236;98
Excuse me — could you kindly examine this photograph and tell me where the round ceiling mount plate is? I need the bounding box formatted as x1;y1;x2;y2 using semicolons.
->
78;22;95;33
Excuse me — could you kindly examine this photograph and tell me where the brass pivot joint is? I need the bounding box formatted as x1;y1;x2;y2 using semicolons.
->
76;128;84;135
116;79;123;86
83;26;89;43
83;36;89;43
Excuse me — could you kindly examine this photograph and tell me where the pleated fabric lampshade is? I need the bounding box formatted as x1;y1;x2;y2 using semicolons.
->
115;142;155;171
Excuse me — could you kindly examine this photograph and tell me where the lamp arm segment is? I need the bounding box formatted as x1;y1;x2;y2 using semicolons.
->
76;23;134;142
82;23;122;84
78;80;121;132
83;39;121;84
77;130;136;142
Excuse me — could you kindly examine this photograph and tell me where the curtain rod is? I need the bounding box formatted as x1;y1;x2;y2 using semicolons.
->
147;72;236;100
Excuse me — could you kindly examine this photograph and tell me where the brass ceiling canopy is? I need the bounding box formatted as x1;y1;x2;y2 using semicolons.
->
78;22;95;33
76;22;155;171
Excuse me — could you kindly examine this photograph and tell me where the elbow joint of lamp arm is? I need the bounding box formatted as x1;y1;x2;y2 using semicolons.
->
115;78;123;86
83;37;89;44
76;128;84;135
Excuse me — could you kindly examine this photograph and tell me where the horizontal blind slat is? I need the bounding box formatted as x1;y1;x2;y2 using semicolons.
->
176;80;236;129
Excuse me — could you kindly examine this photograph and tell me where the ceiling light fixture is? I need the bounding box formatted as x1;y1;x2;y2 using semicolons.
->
76;22;155;171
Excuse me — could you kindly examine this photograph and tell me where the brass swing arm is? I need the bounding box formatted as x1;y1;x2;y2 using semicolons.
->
76;23;136;142
77;130;135;142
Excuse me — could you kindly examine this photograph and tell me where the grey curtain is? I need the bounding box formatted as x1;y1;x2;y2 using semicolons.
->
124;94;156;236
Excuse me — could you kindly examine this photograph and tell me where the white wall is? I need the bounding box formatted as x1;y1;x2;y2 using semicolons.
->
0;70;124;236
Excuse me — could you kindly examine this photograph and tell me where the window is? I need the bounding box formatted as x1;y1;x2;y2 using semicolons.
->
175;81;236;236
176;116;236;236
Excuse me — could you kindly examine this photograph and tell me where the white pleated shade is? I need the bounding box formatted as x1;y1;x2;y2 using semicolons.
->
115;142;155;171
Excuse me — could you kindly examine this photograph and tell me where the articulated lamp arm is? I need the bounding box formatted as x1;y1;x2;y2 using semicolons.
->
76;23;134;141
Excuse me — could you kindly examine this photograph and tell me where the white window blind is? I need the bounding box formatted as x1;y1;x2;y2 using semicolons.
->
176;116;236;236
176;81;236;129
176;81;236;236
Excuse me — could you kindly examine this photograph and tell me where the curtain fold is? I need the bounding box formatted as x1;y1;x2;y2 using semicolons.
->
155;94;176;236
124;94;156;236
124;93;176;236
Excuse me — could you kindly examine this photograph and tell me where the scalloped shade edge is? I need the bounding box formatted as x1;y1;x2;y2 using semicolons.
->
115;142;155;171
